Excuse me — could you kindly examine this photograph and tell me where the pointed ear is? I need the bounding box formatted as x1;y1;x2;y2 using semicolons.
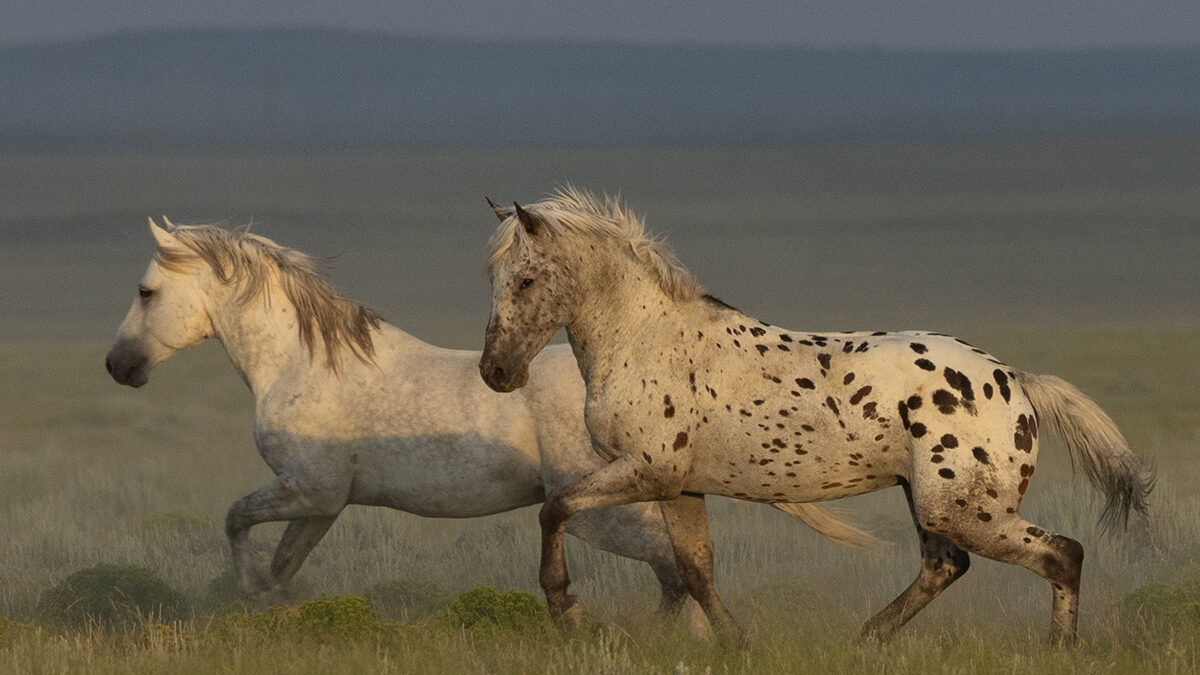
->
149;217;180;250
513;202;541;236
161;215;176;230
485;197;511;222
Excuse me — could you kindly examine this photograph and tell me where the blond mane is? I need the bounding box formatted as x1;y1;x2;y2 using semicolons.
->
154;224;380;371
486;187;704;303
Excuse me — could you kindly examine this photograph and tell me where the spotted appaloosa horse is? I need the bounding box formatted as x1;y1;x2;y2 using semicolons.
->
478;189;1153;647
105;218;872;628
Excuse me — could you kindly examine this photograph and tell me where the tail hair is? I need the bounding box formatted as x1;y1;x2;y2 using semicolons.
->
1015;371;1154;531
771;502;884;552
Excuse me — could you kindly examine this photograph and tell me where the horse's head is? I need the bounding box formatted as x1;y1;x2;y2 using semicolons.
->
479;199;579;392
106;218;215;387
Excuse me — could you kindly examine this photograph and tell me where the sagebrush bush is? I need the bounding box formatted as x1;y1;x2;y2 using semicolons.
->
363;578;451;622
434;587;553;635
205;595;391;644
1119;581;1200;644
37;563;188;629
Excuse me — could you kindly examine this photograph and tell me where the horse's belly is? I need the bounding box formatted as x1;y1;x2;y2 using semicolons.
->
349;439;544;517
688;441;902;504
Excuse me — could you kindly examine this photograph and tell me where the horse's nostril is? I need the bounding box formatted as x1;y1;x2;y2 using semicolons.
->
105;358;114;375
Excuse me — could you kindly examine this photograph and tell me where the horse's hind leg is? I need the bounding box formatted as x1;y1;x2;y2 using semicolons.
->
861;481;970;642
949;516;1083;646
563;504;702;632
658;493;747;648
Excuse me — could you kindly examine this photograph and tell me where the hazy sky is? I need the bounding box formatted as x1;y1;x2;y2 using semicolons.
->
3;1;1198;50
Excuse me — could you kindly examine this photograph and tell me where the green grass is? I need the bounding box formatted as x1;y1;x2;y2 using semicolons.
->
1;327;1198;672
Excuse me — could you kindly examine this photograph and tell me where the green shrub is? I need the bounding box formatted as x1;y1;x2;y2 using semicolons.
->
1119;581;1200;646
205;595;389;644
434;587;553;635
0;617;41;644
363;578;451;622
37;563;188;629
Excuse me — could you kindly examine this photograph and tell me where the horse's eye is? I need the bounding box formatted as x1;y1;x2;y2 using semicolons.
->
138;285;154;299
519;278;534;290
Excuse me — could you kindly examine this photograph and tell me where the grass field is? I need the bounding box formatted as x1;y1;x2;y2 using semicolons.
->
1;140;1198;672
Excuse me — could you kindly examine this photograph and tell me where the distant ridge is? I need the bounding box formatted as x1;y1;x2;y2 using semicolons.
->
3;27;1199;152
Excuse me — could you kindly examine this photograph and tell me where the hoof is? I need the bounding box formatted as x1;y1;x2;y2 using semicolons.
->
1049;631;1078;649
251;585;296;611
550;594;584;634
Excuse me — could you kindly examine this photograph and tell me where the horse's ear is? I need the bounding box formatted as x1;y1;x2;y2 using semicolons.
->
149;217;180;250
513;202;541;236
161;215;176;230
485;197;510;222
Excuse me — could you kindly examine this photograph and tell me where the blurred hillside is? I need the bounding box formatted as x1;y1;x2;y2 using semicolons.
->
4;28;1200;152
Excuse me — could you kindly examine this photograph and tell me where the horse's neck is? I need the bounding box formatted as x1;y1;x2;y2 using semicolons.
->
566;255;688;390
209;286;309;395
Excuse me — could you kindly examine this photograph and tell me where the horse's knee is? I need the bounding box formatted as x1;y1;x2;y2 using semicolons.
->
539;494;570;533
947;547;970;580
1043;535;1084;589
225;504;250;539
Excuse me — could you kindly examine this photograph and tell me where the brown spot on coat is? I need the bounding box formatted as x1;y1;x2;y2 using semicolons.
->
795;377;815;389
940;433;959;448
1014;414;1034;453
826;397;840;416
915;358;935;371
938;468;956;479
932;389;959;414
818;353;832;370
994;369;1012;402
673;432;689;450
944;367;975;401
972;446;991;464
910;342;928;354
850;386;873;406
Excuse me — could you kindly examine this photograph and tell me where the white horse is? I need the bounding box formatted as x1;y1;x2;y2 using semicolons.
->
478;189;1153;647
105;218;872;620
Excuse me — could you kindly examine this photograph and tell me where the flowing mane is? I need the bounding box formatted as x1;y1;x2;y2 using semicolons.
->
154;224;380;371
487;187;705;303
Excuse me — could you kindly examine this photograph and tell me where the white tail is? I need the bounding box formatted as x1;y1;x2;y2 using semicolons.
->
773;502;884;551
1015;371;1153;530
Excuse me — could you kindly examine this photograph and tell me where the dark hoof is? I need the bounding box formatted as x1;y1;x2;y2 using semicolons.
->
1049;632;1078;649
549;595;584;634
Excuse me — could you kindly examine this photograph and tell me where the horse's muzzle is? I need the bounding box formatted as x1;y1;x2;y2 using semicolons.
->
105;342;149;387
479;354;529;393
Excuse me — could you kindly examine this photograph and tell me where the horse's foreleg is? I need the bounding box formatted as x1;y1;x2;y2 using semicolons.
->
225;480;341;601
539;455;663;634
658;493;747;648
